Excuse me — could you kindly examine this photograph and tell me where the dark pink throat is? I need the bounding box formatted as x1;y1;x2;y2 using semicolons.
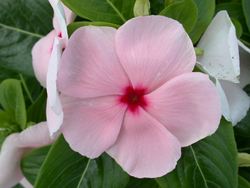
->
120;86;148;113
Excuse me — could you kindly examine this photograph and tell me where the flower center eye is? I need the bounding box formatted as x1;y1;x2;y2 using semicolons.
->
120;86;148;113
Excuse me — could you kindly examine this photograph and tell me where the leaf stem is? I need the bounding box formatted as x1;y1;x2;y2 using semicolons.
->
0;23;43;38
77;159;91;188
106;0;126;22
19;74;34;104
190;146;208;188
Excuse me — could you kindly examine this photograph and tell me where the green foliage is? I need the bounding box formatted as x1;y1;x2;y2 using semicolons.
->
34;136;130;188
238;176;250;188
0;79;26;130
156;119;238;188
189;0;215;43
159;0;198;33
27;90;47;123
242;0;250;32
68;22;119;36
62;0;135;25
0;0;53;76
21;146;51;184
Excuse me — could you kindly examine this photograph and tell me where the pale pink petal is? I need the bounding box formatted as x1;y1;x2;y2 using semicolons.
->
0;122;53;188
49;0;68;40
63;4;76;24
32;31;56;87
46;38;63;114
197;11;240;83
115;15;195;91
20;178;33;188
52;3;76;36
220;80;250;125
238;40;250;88
146;73;221;146
107;108;181;178
57;26;130;98
46;99;63;138
61;96;126;158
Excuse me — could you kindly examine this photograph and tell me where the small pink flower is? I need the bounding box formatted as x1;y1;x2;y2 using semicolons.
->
57;16;221;178
32;0;75;137
32;3;75;88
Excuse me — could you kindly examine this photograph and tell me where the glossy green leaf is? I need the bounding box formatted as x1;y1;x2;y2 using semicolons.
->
159;0;198;33
0;0;53;76
238;176;250;188
21;146;51;184
189;0;215;43
0;79;26;129
242;0;250;32
68;21;119;36
35;136;129;188
156;119;238;188
62;0;135;25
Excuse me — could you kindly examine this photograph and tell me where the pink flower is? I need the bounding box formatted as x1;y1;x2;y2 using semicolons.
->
57;16;221;178
0;122;52;188
32;0;75;137
32;3;75;88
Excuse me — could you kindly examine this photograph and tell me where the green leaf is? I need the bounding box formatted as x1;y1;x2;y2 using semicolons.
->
27;90;46;123
62;0;135;25
189;0;215;43
35;136;129;188
242;0;250;32
0;0;53;76
68;21;119;36
216;2;245;22
159;0;198;33
238;176;250;188
232;18;243;38
0;79;26;129
21;146;51;184
156;119;238;188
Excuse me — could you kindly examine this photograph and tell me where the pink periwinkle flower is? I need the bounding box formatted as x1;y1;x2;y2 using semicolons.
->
57;16;221;178
32;2;75;87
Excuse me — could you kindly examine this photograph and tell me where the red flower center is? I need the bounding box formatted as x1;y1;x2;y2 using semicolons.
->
120;86;148;113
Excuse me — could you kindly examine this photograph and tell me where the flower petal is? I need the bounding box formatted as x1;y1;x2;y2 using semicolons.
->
61;96;126;158
215;79;231;122
107;108;181;178
0;122;52;188
49;0;68;40
238;40;250;88
146;73;221;146
220;80;250;125
197;11;240;83
32;30;56;87
57;26;130;98
53;3;76;31
115;15;195;91
46;99;63;137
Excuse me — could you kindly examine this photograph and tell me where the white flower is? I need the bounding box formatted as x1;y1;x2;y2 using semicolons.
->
197;11;250;125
